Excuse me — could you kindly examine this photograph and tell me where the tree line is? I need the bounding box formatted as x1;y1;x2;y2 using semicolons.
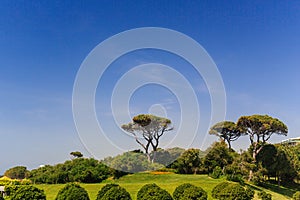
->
2;113;299;187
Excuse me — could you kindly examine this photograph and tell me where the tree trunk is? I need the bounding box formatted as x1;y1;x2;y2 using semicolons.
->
248;145;258;181
227;139;232;150
248;170;253;182
248;142;265;181
151;151;157;163
146;153;151;163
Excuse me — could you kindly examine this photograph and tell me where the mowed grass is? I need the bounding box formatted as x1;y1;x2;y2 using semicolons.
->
36;172;295;200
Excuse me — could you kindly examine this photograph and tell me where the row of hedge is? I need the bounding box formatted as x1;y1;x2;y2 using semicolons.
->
94;182;207;200
4;182;206;200
9;181;300;200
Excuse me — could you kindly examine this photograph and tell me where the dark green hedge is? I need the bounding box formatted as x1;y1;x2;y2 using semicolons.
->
101;186;131;200
137;183;173;200
97;183;131;200
55;183;89;200
258;191;272;200
212;182;254;200
10;185;46;200
173;183;207;200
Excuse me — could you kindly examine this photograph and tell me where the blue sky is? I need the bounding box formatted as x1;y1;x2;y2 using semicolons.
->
0;1;300;173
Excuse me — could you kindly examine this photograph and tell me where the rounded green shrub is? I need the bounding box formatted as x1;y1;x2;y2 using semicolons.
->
293;191;300;200
137;183;173;200
4;185;19;196
55;183;89;200
258;191;272;200
173;183;207;200
212;182;254;200
10;185;46;200
211;182;228;196
101;185;132;200
97;184;119;200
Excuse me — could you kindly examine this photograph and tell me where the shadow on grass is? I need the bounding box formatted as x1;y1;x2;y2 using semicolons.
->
246;181;300;198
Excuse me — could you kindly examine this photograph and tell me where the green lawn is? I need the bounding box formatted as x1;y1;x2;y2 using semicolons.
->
36;172;296;200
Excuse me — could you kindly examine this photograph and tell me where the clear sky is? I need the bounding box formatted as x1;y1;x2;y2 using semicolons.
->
0;1;300;174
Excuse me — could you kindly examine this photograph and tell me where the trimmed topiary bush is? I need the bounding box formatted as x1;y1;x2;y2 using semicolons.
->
101;185;132;200
212;182;254;200
211;182;228;196
173;183;207;200
258;191;272;200
137;183;173;200
10;185;46;200
245;187;255;200
4;185;19;196
97;184;119;200
293;191;300;200
55;183;89;200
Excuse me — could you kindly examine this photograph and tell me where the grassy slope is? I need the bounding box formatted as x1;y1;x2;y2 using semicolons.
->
37;173;295;200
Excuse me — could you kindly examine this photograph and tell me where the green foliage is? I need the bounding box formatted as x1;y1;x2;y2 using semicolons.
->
237;115;287;159
210;166;223;179
224;157;246;184
122;114;173;163
209;121;241;149
166;147;185;160
55;183;89;200
256;144;297;185
212;182;254;200
226;174;244;184
29;158;110;184
245;188;255;200
4;166;29;179
258;191;272;200
0;176;13;186
104;152;164;173
252;167;266;186
21;178;32;185
101;185;132;200
10;185;46;200
237;115;288;142
96;184;119;199
4;180;32;197
137;183;173;200
275;145;298;183
211;182;228;196
109;169;129;179
237;115;288;169
293;191;300;200
96;183;132;200
151;148;172;166
203;141;234;173
0;196;3;200
70;151;83;158
36;173;293;200
171;148;202;174
5;185;19;196
173;183;207;200
132;114;171;128
257;145;277;168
